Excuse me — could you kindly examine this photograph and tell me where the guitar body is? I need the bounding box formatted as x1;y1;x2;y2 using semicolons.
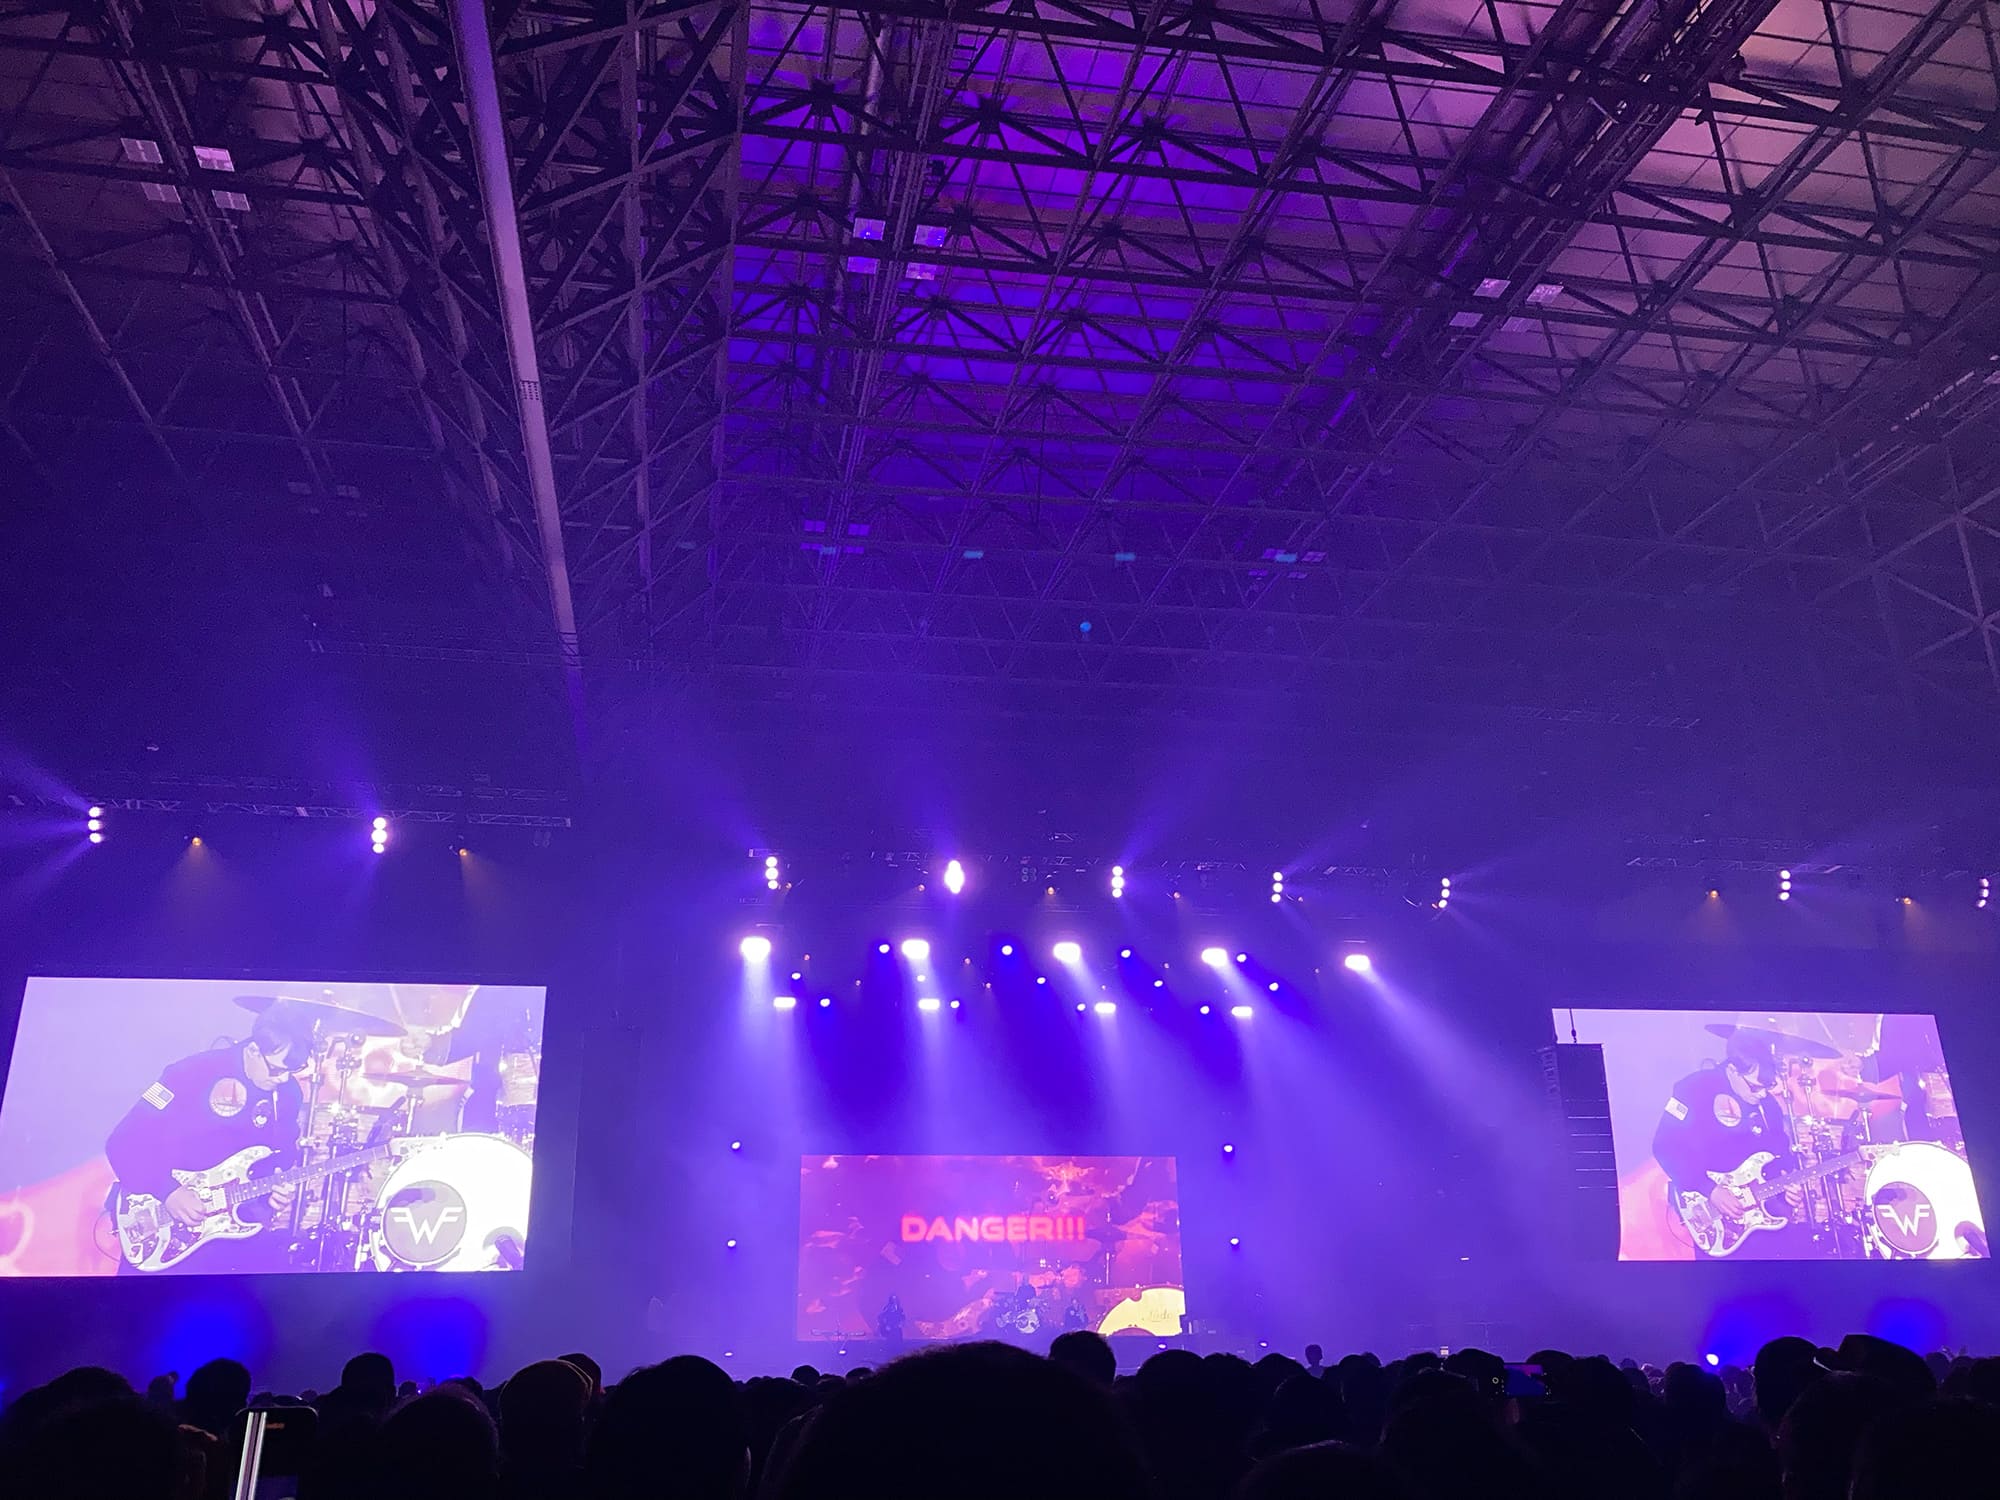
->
116;1145;275;1271
1672;1151;1789;1257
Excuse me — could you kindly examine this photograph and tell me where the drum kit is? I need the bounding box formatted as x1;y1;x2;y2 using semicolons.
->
1708;1022;1986;1260
237;992;538;1272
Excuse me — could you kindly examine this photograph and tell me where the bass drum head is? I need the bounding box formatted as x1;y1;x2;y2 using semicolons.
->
370;1134;532;1272
1864;1142;1984;1260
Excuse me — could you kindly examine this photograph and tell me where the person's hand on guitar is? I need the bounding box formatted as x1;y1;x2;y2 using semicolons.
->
164;1186;211;1228
1709;1184;1754;1222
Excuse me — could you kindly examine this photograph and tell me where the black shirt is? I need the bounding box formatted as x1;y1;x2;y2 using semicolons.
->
1651;1066;1787;1187
106;1045;304;1211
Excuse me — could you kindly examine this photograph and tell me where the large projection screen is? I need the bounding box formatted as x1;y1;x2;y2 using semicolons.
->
1559;1009;1985;1262
0;977;547;1276
798;1154;1184;1340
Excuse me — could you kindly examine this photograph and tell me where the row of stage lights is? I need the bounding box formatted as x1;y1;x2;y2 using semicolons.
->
739;934;1374;1018
77;808;473;858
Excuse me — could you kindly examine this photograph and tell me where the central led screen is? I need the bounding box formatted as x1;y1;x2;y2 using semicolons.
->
797;1154;1183;1341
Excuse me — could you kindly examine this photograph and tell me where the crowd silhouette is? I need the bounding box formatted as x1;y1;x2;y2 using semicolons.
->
6;1331;1999;1500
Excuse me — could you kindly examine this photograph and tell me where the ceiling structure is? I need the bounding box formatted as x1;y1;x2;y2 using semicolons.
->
2;0;1999;829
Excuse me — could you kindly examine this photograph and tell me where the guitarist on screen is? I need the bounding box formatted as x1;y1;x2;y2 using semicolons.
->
1653;1031;1813;1258
104;1003;315;1273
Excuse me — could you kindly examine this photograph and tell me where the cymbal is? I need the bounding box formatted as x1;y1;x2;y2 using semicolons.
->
1706;1022;1839;1060
361;1064;471;1090
235;994;408;1037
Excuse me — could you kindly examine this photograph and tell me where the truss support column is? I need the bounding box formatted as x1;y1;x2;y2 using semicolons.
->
449;0;586;729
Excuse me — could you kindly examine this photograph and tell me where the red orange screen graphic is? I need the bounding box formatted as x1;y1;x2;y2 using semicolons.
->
797;1154;1183;1341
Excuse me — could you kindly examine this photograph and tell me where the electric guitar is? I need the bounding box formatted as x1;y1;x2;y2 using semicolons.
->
1670;1144;1895;1257
114;1141;405;1271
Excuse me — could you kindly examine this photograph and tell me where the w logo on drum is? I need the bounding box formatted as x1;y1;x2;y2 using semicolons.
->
390;1204;465;1246
1872;1187;1938;1256
381;1182;469;1265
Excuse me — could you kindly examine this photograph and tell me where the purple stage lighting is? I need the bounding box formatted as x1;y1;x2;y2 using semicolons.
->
740;935;772;962
1704;1353;1720;1368
730;1141;743;1151
1153;979;1164;989
917;997;941;1012
772;995;797;1011
1109;864;1125;898
1200;947;1228;967
819;996;832;1009
1228;1237;1241;1248
726;1238;738;1249
1000;943;1015;956
1235;952;1247;963
371;815;389;854
1199;1004;1212;1016
1222;1144;1234;1155
1094;1001;1117;1016
1342;953;1372;974
1267;982;1280;993
1076;1002;1086;1013
1119;948;1133;959
1230;1004;1254;1019
86;806;106;844
1036;976;1047;986
949;999;961;1010
1052;940;1082;965
943;859;966;895
900;938;931;962
877;942;891;955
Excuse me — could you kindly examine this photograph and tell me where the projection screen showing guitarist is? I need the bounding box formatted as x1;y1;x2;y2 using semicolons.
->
0;977;546;1276
1560;1009;1986;1262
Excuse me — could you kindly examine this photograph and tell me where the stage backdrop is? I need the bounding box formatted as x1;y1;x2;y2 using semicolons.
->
797;1153;1183;1341
0;978;546;1277
1558;1009;1984;1263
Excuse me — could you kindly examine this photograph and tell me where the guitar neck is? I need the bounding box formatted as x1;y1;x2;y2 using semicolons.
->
223;1144;392;1208
1751;1149;1874;1204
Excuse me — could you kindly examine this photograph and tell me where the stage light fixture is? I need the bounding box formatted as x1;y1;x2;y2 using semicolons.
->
1703;1353;1719;1368
1152;979;1164;989
1076;1002;1087;1013
371;814;389;854
950;999;961;1010
819;997;832;1009
772;995;797;1011
900;938;931;962
1267;982;1280;993
1199;1004;1211;1015
1436;875;1450;909
726;1238;738;1249
1109;864;1125;898
1119;947;1133;959
1035;976;1047;986
1228;1237;1241;1248
917;997;941;1012
1222;1144;1234;1155
1235;952;1247;964
1342;953;1372;974
1094;1001;1117;1016
1230;1004;1254;1019
1052;940;1082;965
86;806;105;844
1000;943;1015;956
763;853;781;890
740;935;772;962
1979;877;1989;910
943;859;966;895
1201;947;1228;967
730;1141;742;1151
1271;871;1284;903
877;942;891;955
